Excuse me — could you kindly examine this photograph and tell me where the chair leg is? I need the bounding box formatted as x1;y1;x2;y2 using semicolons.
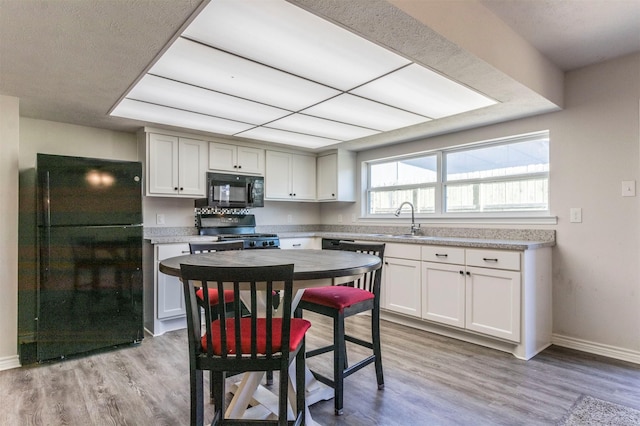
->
278;364;289;426
212;371;226;424
296;342;306;425
190;368;204;426
372;309;384;390
333;312;346;416
209;371;215;403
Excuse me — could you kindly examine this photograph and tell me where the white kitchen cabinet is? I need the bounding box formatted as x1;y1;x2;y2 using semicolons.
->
146;133;207;197
143;242;190;336
422;262;466;328
421;246;521;342
265;150;316;201
316;150;356;202
209;142;264;175
279;237;321;250
381;243;421;318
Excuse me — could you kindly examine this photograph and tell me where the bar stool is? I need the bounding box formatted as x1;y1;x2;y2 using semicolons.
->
295;241;385;415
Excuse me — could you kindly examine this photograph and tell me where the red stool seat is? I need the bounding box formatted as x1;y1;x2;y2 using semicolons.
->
301;286;374;312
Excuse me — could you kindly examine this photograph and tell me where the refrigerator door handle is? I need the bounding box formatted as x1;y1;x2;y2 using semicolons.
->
41;171;51;227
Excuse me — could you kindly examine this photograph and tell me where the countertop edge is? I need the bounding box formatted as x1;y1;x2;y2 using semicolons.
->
146;232;555;250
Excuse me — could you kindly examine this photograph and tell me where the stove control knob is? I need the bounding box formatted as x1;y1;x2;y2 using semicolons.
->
262;241;268;247
249;241;256;247
268;241;275;246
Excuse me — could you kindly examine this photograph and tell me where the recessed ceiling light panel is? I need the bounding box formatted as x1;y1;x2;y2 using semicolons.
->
128;75;292;125
352;64;498;119
111;99;256;135
302;94;431;131
150;38;340;111
267;113;379;141
183;0;411;91
237;126;340;149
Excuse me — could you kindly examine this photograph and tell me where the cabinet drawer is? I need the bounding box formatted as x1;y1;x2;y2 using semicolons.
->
385;243;421;260
466;249;520;271
157;243;190;261
421;246;465;265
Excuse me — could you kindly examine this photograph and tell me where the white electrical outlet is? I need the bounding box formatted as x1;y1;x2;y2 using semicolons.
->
156;214;165;225
287;214;292;223
622;180;636;197
337;214;343;223
569;208;582;223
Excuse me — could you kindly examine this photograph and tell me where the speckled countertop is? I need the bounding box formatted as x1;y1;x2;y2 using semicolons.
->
145;226;555;250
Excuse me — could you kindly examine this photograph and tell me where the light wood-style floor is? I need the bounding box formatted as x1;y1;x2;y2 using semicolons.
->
2;312;639;425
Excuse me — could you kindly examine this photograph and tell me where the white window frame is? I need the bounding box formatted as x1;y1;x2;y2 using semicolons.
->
364;131;554;224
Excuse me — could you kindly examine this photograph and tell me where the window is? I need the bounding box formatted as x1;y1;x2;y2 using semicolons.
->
366;132;549;217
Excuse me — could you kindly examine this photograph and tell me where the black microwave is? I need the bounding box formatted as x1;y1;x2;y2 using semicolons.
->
197;172;264;208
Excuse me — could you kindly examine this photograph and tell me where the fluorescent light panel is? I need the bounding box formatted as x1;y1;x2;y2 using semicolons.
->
302;94;431;131
111;0;498;150
184;0;411;91
238;127;339;150
129;74;291;125
352;64;497;119
111;99;255;135
267;113;379;141
150;38;340;111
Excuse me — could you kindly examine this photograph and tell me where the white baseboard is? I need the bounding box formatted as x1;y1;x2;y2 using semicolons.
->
552;334;640;365
0;355;21;371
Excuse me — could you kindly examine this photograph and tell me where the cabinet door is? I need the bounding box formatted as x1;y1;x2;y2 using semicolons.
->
208;142;237;172
178;138;207;197
265;151;292;200
148;134;179;195
237;146;264;175
465;266;521;342
292;154;316;200
422;262;465;327
156;244;188;319
317;153;337;201
382;257;421;317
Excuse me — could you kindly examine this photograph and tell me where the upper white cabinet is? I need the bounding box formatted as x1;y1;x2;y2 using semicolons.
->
146;133;207;198
317;150;356;202
265;150;316;201
209;142;264;175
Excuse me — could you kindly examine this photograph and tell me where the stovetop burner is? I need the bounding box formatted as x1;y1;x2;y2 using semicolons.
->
196;213;279;249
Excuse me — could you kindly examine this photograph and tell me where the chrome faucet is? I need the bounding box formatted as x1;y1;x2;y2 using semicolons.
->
394;201;420;235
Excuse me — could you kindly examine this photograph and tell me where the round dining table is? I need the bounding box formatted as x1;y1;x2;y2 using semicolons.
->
159;248;382;425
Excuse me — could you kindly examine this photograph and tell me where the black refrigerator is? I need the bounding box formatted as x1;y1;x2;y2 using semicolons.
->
36;153;144;361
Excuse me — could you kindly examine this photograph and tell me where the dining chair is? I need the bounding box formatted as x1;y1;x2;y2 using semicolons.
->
295;241;385;415
179;263;310;426
189;241;245;314
189;240;245;401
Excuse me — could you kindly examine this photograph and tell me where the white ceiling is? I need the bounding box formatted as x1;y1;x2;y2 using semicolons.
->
1;0;638;152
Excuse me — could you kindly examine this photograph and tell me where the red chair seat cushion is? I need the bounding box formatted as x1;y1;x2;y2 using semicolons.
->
202;318;311;355
195;288;235;305
301;286;374;312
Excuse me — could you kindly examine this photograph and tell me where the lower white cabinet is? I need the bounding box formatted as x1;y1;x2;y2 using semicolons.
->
143;242;189;336
380;242;551;360
279;237;321;250
422;262;465;328
381;243;421;318
422;246;521;342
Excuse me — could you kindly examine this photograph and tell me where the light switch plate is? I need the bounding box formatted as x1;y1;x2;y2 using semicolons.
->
622;180;636;197
570;208;582;223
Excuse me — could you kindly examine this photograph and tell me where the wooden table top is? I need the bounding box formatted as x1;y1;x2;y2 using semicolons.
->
159;249;381;281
